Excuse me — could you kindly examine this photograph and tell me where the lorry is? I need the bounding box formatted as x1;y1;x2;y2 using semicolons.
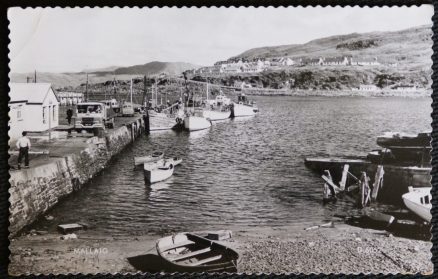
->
121;101;135;117
74;102;115;132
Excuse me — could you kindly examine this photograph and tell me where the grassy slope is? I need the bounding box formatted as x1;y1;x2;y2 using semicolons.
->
233;25;432;69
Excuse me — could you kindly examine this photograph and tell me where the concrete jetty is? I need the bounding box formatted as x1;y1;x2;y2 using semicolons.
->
8;115;146;236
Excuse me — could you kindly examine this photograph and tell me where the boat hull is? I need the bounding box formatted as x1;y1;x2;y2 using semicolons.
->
144;165;174;184
156;233;240;272
402;187;432;222
231;103;256;117
134;152;164;166
184;116;212;131
148;111;182;131
202;110;231;121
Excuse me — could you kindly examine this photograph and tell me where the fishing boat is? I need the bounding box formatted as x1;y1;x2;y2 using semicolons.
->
402;187;432;222
134;151;164;166
376;131;431;163
156;233;240;272
144;161;174;184
147;109;184;132
184;107;212;132
231;93;258;117
202;109;231;121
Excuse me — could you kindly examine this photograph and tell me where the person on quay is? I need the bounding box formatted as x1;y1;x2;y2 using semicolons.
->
16;131;31;169
66;108;73;125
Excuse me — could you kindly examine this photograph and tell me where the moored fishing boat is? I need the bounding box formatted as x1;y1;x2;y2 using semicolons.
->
147;107;185;132
202;109;231;121
156;233;240;272
134;151;164;166
376;131;431;163
144;161;174;184
231;93;258;117
402;187;432;222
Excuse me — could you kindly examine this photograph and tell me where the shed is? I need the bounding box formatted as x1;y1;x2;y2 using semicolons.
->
9;83;59;142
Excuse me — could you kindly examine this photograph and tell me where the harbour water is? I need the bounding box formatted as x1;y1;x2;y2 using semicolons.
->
31;96;432;236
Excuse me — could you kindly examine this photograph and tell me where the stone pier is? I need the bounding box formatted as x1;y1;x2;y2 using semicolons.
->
8;116;145;236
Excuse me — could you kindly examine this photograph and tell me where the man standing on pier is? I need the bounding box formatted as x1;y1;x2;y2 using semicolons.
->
66;108;73;125
16;131;31;169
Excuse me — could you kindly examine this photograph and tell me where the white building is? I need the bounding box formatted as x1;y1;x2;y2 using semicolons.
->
56;91;84;105
352;84;379;91
9;83;59;142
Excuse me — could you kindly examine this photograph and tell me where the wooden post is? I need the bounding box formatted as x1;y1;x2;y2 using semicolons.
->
371;165;384;202
359;172;371;208
322;170;340;199
339;164;349;191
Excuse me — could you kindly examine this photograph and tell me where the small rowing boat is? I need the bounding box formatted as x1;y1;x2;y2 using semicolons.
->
156;233;240;272
134;151;164;166
144;161;174;184
165;156;182;166
402;187;432;223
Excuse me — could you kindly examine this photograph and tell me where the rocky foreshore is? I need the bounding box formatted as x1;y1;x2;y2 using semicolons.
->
8;224;432;275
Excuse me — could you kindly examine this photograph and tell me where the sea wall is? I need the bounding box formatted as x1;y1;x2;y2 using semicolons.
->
9;117;144;236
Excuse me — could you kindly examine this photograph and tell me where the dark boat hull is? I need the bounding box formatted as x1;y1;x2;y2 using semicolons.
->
156;233;240;272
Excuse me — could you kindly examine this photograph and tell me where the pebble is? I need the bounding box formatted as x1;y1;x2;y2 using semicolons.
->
355;237;362;242
60;233;77;240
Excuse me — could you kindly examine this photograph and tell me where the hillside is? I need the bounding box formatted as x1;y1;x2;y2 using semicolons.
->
114;61;200;76
198;25;433;91
10;61;201;88
232;25;432;69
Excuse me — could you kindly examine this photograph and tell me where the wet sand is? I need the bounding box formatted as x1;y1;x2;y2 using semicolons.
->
8;223;432;275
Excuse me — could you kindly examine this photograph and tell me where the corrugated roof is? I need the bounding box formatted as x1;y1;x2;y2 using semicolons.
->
9;83;57;104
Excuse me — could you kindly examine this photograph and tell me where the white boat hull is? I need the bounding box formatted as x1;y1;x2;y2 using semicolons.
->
134;152;164;166
144;163;174;184
184;116;211;131
402;187;432;222
231;103;256;117
148;112;181;131
202;110;231;121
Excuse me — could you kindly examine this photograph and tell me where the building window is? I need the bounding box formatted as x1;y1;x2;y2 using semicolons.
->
53;105;56;121
17;107;22;120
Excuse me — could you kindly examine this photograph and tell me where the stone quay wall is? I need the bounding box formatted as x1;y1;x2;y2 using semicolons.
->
9;117;145;236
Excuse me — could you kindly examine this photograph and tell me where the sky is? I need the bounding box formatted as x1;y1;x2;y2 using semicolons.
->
8;6;433;73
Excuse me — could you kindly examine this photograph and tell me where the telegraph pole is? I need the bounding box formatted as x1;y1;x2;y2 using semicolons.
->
34;70;37;83
85;73;89;102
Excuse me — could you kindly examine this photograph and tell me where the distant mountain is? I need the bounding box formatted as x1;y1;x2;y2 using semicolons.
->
230;25;432;68
114;61;201;76
10;61;201;88
81;65;120;73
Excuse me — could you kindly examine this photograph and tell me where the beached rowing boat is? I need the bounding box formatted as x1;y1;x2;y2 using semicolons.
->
156;233;240;272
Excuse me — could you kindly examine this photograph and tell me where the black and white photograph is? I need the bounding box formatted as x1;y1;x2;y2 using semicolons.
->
6;5;434;275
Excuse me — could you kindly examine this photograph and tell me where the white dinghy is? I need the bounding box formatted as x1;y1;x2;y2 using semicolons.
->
402;187;432;222
134;151;164;166
144;161;175;184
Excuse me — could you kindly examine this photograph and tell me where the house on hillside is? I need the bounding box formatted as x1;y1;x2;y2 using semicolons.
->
393;85;417;92
321;56;350;66
351;57;380;66
223;64;243;74
302;57;324;66
9;83;59;142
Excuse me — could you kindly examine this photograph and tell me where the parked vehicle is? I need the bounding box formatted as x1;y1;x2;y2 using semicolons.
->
74;102;115;132
101;99;120;113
